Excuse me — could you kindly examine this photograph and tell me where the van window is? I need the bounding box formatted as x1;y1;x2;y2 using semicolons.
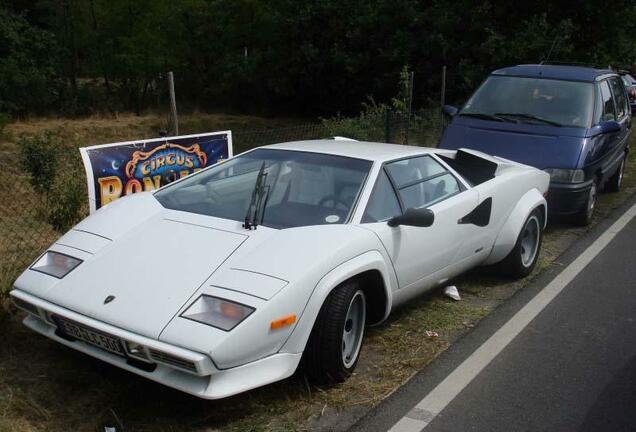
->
609;77;628;119
600;80;616;121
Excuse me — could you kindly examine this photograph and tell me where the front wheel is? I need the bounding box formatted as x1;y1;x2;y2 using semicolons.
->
605;155;626;193
302;281;366;384
499;210;542;279
573;180;597;226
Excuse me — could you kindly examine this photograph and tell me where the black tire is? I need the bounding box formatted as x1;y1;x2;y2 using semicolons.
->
572;179;598;226
499;209;543;279
302;281;366;384
605;155;626;192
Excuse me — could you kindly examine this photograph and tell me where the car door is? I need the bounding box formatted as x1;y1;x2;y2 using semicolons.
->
360;155;480;290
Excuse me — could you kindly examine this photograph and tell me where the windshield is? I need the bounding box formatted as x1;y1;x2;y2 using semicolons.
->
154;148;372;229
461;75;595;128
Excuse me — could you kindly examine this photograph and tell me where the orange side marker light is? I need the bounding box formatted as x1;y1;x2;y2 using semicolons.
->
270;314;297;330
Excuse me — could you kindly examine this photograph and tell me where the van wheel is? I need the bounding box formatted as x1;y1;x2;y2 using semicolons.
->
302;281;366;384
499;209;542;279
573;180;597;226
605;155;626;192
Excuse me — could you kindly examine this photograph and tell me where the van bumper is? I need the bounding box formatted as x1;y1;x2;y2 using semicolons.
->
546;180;593;215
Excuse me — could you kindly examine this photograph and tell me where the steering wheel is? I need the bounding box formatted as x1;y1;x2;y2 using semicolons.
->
318;195;349;210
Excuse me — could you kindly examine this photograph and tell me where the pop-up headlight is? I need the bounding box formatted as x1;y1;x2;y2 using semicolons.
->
181;295;255;331
30;251;82;278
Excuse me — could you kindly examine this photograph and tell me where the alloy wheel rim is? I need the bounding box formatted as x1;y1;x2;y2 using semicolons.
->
586;183;597;220
520;216;540;267
342;291;366;368
618;159;625;187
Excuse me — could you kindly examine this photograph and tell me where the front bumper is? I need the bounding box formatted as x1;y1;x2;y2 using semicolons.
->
546;180;593;215
10;290;301;399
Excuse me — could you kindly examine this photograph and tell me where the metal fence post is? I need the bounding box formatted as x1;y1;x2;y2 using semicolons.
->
167;71;179;136
440;65;446;125
384;109;392;143
405;71;414;145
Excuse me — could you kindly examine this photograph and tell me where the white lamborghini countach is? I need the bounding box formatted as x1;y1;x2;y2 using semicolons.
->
11;140;549;399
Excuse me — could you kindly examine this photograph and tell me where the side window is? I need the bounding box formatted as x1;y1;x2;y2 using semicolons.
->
386;156;460;210
362;169;401;223
600;80;616;121
609;77;628;119
400;173;460;209
385;155;445;187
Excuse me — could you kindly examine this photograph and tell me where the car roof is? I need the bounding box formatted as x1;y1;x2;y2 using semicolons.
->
262;139;435;162
492;64;616;82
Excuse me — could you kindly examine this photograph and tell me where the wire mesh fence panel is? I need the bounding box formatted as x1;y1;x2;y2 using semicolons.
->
0;151;90;297
384;111;444;147
233;124;330;153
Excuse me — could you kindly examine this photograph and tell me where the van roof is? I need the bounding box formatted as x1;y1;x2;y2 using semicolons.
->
492;64;616;82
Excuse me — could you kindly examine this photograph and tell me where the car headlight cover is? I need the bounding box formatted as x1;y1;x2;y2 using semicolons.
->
31;251;82;278
181;295;255;331
544;168;585;184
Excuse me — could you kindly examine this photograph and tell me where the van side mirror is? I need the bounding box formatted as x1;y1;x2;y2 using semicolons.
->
388;208;435;227
442;105;459;118
598;120;621;134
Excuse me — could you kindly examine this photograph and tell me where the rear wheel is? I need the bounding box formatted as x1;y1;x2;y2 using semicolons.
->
573;180;597;226
605;155;626;192
303;281;366;384
499;209;542;279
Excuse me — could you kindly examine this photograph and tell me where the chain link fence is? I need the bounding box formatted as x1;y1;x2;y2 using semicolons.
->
0;113;443;301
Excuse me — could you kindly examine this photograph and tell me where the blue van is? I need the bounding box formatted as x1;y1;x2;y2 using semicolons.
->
439;64;631;225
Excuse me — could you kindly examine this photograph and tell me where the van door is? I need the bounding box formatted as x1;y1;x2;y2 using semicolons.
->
606;76;630;173
585;80;621;178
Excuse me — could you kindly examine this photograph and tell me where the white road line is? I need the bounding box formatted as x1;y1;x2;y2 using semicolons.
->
389;202;636;432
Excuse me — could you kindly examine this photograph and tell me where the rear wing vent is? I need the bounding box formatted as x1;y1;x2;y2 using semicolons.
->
440;149;498;186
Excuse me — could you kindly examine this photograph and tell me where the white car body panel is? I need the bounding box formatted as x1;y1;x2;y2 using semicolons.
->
364;189;481;289
11;140;549;399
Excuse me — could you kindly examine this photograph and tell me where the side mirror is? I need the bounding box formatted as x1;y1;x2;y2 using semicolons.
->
598;120;621;134
442;105;459;118
388;208;435;227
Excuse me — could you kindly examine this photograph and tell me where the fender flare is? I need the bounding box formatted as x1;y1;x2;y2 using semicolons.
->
279;250;394;355
484;188;547;265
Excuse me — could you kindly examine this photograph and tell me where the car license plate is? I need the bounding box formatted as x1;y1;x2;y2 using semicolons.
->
54;316;125;356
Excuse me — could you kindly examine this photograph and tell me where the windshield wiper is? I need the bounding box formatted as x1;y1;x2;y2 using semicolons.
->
243;162;270;230
494;112;564;127
458;112;510;122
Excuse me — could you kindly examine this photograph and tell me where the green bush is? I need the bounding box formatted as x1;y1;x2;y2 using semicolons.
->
19;133;60;195
47;170;86;232
321;99;389;141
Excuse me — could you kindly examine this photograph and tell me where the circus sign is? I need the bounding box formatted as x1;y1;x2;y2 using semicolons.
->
80;131;232;212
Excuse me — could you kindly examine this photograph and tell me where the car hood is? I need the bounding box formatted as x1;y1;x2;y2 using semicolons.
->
439;118;586;169
15;193;252;339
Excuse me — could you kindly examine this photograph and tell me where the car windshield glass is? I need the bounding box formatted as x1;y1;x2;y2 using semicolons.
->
154;149;372;229
460;75;595;128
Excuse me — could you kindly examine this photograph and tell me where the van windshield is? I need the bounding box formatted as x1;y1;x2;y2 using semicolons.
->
461;76;595;128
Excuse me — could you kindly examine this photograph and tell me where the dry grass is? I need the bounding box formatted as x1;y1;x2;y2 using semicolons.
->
0;118;635;431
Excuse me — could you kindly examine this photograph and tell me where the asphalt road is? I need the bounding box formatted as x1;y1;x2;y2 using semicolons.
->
351;196;636;432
